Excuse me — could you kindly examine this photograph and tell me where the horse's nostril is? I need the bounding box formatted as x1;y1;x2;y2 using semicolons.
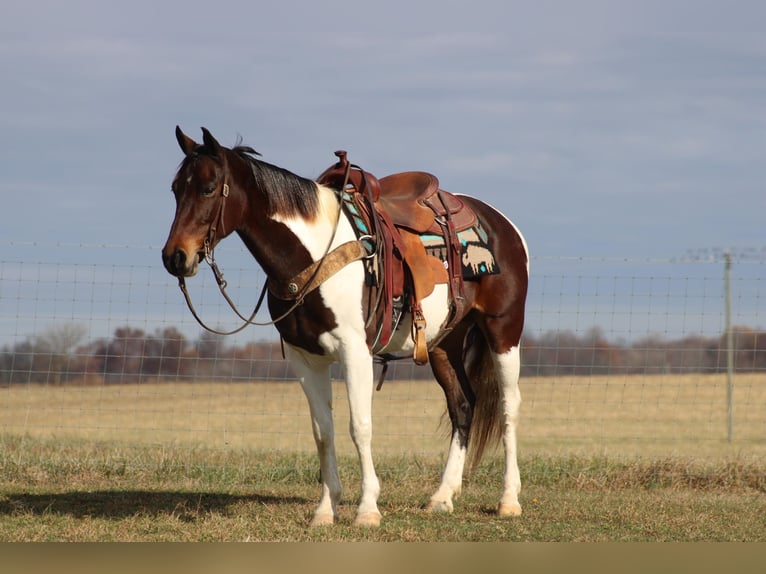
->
162;248;189;275
173;249;187;271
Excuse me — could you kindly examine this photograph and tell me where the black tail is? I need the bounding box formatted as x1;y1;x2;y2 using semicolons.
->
465;326;503;471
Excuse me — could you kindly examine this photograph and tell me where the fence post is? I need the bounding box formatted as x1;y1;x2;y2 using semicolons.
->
725;252;733;442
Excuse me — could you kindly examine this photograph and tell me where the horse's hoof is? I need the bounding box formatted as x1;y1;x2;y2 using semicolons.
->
354;511;381;527
497;502;522;517
309;513;335;527
426;499;453;514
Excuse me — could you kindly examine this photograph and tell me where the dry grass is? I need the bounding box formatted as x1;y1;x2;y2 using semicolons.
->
0;378;446;455
522;372;766;458
1;373;764;460
1;372;765;541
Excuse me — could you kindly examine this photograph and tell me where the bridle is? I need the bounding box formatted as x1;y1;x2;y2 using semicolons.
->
176;176;269;336
176;159;356;336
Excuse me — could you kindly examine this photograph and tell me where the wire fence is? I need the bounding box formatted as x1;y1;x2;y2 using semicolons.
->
0;242;764;460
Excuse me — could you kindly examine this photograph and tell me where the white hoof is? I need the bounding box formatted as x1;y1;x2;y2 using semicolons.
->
497;501;522;517
426;498;454;514
354;511;381;527
309;513;335;527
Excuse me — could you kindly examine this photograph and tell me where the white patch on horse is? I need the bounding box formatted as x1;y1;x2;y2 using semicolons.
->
377;284;450;355
272;183;368;354
275;184;382;525
270;184;343;260
493;344;523;516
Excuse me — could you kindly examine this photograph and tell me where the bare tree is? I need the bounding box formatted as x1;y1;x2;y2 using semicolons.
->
34;323;87;384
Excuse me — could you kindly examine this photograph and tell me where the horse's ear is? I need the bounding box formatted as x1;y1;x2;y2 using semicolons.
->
201;127;222;157
175;126;197;156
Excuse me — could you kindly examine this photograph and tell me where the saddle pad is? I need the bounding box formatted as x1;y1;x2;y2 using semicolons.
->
420;222;499;280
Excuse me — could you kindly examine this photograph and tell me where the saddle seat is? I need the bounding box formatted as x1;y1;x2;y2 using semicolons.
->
364;171;478;236
376;172;439;232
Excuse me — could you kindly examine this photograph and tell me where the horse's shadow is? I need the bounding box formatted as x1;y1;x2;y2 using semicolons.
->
0;490;308;520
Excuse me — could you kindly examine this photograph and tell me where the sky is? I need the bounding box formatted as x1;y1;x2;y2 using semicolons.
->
1;0;765;343
2;0;765;257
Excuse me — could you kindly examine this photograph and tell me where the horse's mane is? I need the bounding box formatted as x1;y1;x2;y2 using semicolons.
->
180;139;320;220
233;146;320;220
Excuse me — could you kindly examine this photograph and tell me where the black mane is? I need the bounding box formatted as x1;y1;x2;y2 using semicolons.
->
177;140;320;220
233;146;320;219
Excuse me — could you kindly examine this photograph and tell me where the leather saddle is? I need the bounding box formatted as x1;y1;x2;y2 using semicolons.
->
318;151;477;364
378;171;476;236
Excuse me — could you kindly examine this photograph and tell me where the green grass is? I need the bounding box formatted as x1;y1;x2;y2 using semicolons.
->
1;435;764;541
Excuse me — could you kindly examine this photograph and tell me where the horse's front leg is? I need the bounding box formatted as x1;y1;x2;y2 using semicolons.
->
285;345;341;526
340;342;381;527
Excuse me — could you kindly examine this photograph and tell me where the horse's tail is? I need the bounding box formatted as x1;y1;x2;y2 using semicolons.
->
465;325;503;472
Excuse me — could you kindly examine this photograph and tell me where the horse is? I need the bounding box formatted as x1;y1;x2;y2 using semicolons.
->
162;126;529;527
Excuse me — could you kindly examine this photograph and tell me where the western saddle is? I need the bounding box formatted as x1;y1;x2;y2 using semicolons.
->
316;151;478;367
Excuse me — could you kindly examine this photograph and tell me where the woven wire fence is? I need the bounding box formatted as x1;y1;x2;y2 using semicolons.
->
1;242;764;461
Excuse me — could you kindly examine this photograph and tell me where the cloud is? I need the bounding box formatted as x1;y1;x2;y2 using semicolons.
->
1;0;765;261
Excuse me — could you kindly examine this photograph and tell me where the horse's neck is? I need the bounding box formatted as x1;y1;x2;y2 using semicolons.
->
237;183;343;282
275;183;343;257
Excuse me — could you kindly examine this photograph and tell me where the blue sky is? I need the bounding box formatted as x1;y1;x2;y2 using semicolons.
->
2;0;764;258
1;1;764;344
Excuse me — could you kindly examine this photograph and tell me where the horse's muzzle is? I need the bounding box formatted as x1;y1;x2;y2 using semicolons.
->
162;248;200;277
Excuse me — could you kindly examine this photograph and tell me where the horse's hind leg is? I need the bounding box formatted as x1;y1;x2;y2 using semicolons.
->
492;343;523;516
426;330;474;513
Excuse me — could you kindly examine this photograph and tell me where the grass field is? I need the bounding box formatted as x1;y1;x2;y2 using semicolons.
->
2;373;764;457
1;373;765;541
1;436;764;541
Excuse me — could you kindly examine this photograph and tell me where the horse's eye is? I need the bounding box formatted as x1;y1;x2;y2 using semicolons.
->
201;185;216;197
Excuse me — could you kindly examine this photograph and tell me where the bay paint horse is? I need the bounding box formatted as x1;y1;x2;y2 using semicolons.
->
162;127;529;527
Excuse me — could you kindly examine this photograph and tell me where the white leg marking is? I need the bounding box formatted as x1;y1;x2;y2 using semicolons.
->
285;345;341;526
337;340;381;527
426;432;466;513
316;254;381;525
278;185;383;526
494;345;523;516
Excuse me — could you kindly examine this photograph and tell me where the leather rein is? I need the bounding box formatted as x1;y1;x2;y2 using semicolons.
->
177;161;369;336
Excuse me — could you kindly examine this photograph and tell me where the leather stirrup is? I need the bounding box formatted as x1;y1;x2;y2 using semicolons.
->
412;305;428;365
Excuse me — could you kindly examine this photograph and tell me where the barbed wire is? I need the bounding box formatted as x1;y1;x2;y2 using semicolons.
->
682;247;766;263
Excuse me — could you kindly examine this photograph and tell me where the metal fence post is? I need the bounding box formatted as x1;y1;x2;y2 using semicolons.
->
725;252;733;442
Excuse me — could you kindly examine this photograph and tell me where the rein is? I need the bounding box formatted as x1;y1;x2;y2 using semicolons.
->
178;160;360;336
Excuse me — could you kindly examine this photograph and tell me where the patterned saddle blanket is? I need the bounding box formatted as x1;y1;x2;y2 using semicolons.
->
419;222;499;280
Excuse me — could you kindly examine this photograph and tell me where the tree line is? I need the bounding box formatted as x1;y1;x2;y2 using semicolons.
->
0;323;764;386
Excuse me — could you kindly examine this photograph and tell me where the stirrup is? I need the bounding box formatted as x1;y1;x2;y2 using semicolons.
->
412;308;428;365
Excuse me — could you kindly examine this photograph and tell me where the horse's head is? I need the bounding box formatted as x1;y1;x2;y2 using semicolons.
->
162;126;239;277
